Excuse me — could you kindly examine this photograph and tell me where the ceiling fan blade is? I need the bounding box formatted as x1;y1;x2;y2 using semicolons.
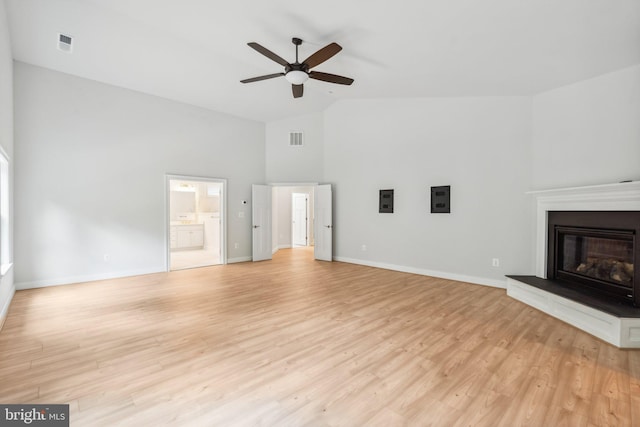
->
309;71;354;85
247;42;290;67
292;84;303;98
303;42;342;69
240;73;285;84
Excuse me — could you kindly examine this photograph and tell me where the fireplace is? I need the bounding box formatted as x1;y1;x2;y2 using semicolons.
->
506;182;640;348
547;211;640;306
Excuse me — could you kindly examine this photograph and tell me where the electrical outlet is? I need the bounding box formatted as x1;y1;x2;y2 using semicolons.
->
492;258;500;267
361;245;367;251
234;243;239;249
103;254;110;262
238;211;245;218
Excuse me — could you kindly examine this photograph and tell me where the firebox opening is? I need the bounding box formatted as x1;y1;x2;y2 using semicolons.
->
557;227;634;289
547;211;640;307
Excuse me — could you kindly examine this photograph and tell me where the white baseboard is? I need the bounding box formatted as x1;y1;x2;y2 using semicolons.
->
0;283;15;331
272;245;295;255
15;256;256;289
15;268;164;290
227;256;252;264
333;256;507;289
12;256;506;296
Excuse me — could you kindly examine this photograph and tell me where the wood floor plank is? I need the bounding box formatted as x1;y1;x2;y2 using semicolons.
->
0;247;638;426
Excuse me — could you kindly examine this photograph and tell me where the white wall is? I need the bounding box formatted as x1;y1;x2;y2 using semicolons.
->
265;113;324;183
324;97;533;286
0;0;14;322
532;65;640;190
14;62;265;288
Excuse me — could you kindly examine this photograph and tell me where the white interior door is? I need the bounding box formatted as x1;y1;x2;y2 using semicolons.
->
252;184;272;262
314;184;333;261
292;193;308;247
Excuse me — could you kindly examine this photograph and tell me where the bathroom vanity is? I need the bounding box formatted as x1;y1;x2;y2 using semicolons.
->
170;224;204;250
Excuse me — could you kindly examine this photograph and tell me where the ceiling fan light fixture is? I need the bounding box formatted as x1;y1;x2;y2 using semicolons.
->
285;70;308;85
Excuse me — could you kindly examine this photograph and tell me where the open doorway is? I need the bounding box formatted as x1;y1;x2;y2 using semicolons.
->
271;185;315;253
167;176;226;270
254;183;332;262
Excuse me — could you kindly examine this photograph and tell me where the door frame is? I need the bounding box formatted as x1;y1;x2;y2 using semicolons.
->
165;174;227;271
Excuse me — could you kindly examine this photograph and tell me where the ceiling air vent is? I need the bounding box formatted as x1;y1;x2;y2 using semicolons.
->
289;131;303;147
57;33;73;53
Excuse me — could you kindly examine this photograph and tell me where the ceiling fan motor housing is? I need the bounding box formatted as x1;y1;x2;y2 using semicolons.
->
285;63;309;73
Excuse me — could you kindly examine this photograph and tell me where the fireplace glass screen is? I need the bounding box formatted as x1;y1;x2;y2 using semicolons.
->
558;228;634;288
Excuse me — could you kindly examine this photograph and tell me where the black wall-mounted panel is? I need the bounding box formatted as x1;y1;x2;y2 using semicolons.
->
379;189;394;213
431;186;450;213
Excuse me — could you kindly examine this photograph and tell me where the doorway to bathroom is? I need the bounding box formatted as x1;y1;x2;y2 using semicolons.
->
166;175;226;271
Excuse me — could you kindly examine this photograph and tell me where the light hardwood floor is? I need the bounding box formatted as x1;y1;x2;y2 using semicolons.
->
1;248;638;426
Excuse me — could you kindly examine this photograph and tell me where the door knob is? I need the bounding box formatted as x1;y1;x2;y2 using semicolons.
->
253;225;260;228
325;225;332;228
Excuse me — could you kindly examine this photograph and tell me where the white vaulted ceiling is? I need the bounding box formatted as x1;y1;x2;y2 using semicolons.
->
4;0;640;122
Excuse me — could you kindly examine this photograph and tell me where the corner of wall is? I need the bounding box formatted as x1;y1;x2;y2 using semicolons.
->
0;0;15;333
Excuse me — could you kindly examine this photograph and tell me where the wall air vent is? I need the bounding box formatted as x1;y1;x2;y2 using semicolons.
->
57;33;73;53
289;131;303;147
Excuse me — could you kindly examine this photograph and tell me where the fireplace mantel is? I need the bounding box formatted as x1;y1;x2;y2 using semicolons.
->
528;181;640;279
507;181;640;348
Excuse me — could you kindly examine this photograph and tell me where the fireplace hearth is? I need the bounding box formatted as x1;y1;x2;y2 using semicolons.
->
548;211;639;307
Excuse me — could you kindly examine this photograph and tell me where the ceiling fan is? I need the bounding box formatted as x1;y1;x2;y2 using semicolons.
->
241;37;354;99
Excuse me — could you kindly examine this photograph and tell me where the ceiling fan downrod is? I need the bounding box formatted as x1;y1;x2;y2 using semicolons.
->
292;37;302;64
